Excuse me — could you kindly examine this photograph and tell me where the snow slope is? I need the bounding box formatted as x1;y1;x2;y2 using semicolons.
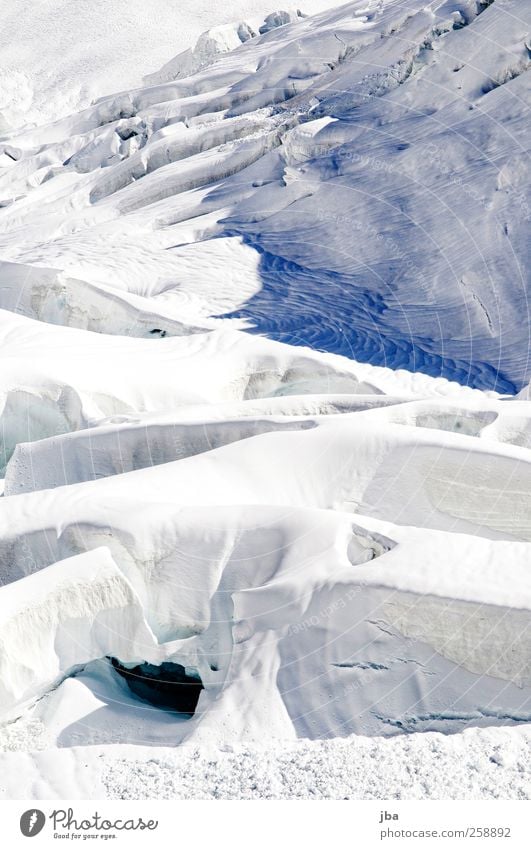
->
0;1;338;128
0;0;528;388
0;0;530;800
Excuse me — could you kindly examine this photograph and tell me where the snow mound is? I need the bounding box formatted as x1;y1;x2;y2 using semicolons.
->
0;548;159;722
1;498;531;741
144;10;306;87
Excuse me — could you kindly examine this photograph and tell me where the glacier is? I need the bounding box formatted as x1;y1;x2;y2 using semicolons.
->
0;0;530;800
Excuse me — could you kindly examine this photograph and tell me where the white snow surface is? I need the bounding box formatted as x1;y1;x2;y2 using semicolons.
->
0;1;338;128
0;0;529;389
1;726;531;800
0;0;530;800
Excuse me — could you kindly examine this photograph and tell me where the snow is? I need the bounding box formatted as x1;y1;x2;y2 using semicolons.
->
0;1;339;128
0;0;530;801
0;548;162;723
0;0;528;389
1;726;531;800
2;484;531;744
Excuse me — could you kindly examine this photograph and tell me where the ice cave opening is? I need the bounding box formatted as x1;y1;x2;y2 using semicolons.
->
110;658;204;716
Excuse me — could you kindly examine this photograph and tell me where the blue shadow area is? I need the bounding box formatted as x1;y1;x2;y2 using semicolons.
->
222;237;516;394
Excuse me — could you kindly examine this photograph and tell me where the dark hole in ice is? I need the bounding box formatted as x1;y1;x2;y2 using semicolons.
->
149;328;167;337
117;126;139;141
110;658;203;716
